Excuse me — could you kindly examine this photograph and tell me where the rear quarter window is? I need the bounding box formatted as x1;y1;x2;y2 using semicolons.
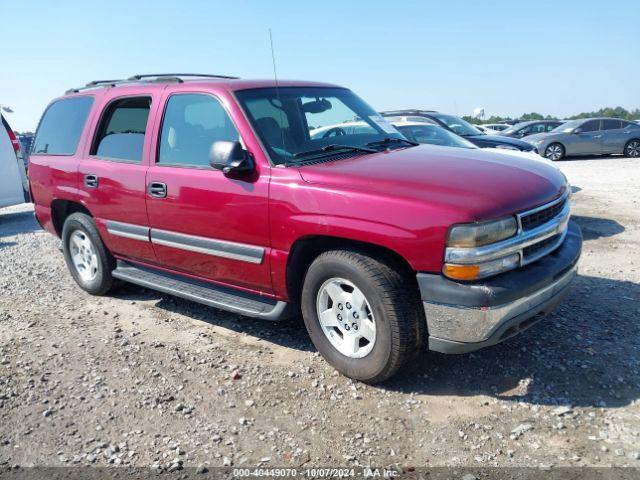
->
33;96;94;155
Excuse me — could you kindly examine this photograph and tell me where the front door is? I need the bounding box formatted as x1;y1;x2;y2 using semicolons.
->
569;119;602;155
78;94;157;263
145;92;272;293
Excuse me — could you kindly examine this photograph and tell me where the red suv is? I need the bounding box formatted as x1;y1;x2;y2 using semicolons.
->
29;74;582;383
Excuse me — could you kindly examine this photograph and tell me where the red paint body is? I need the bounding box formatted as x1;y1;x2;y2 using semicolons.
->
29;79;567;302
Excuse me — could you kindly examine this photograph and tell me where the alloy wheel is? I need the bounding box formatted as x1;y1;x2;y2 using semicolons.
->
626;140;640;158
316;277;376;358
69;230;99;282
545;144;563;161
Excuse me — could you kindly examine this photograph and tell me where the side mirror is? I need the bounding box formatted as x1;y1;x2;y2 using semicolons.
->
209;141;254;175
572;128;582;134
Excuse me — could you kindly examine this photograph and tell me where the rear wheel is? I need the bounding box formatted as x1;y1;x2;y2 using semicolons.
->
61;213;115;295
624;139;640;158
301;250;424;383
544;143;565;161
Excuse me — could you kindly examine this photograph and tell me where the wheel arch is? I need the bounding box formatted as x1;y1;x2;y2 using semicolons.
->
51;199;93;237
285;235;417;305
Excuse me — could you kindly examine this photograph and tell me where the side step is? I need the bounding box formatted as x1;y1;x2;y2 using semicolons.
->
112;260;292;321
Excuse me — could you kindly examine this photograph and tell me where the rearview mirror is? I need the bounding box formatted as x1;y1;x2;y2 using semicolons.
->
209;141;254;175
301;98;332;114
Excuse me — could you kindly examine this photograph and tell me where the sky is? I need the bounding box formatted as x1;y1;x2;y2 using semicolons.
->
1;0;638;132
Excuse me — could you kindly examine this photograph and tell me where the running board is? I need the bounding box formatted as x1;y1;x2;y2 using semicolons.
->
112;260;292;321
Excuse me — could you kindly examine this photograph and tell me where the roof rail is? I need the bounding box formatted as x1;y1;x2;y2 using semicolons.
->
65;73;239;94
127;73;239;81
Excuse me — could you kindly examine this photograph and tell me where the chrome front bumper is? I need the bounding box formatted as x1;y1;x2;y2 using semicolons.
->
419;220;582;354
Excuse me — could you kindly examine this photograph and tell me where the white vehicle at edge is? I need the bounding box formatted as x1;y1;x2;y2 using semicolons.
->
0;114;29;208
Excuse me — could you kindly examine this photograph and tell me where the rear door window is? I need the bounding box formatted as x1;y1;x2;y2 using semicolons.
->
91;97;151;162
602;119;622;130
33;96;94;155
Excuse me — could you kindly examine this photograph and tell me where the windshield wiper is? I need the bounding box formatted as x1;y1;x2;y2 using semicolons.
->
293;144;377;159
366;137;419;147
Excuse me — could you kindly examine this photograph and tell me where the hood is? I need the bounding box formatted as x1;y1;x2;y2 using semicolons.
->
465;133;535;150
297;145;567;221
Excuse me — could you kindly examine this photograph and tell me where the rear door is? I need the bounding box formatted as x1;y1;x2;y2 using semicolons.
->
145;91;272;293
78;93;159;264
601;119;627;154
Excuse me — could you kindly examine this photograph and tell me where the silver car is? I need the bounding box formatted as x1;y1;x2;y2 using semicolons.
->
526;118;640;161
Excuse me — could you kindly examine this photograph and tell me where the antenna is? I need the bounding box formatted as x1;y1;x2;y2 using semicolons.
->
269;28;279;89
268;28;287;158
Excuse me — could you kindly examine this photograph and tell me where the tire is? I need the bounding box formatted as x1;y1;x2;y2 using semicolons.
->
624;139;640;158
544;143;565;161
61;213;115;295
301;250;424;383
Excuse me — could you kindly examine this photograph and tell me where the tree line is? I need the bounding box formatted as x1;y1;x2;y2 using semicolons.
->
463;106;640;125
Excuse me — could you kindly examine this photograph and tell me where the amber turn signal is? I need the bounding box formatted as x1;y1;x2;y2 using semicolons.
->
443;263;480;281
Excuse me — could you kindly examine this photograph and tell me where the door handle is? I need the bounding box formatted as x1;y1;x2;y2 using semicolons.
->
148;182;167;198
593;135;602;139
84;174;99;188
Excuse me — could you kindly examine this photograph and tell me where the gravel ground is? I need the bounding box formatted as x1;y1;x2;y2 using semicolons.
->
0;155;639;474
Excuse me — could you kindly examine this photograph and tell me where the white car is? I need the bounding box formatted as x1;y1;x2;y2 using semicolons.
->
475;125;500;135
0;114;29;208
482;123;510;132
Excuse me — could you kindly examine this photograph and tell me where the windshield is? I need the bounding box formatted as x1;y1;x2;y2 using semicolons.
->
431;113;482;136
235;87;408;165
551;120;580;133
396;124;476;149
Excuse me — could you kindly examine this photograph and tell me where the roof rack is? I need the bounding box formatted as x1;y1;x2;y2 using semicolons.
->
65;73;239;94
127;73;239;81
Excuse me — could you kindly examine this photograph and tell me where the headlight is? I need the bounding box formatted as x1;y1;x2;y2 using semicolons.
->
443;253;520;281
444;216;519;281
494;144;519;151
447;216;517;248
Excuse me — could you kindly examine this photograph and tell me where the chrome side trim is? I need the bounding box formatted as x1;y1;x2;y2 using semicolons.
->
445;197;571;266
151;229;265;264
105;221;150;242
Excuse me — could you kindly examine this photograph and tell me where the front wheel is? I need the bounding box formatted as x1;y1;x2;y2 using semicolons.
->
61;213;115;295
545;143;565;161
625;139;640;158
301;250;424;383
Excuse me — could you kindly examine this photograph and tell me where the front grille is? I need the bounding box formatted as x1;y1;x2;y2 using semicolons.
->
520;197;567;231
523;233;562;261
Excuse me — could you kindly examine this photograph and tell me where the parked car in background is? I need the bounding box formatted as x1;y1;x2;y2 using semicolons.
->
390;119;555;166
501;120;564;139
474;125;500;135
482;123;510;132
0;114;30;208
526;118;640;160
29;74;581;383
380;110;537;152
18;133;34;168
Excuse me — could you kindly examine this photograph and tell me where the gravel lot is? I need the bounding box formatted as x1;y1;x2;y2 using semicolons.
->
1;155;639;474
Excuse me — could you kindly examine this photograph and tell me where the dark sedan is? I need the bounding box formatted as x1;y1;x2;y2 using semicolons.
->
380;110;536;152
501;120;564;139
